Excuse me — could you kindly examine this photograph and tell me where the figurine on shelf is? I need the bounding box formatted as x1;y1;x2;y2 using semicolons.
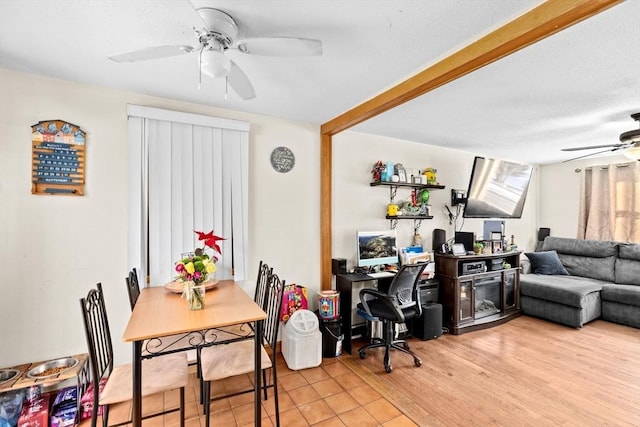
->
423;168;438;185
371;161;385;182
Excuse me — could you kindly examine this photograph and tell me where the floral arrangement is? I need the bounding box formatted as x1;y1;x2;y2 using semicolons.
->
175;230;225;309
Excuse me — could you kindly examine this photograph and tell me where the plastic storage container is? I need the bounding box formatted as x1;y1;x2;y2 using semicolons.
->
318;291;340;319
281;309;322;370
319;316;343;358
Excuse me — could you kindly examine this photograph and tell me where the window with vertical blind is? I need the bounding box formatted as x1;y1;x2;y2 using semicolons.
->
127;105;249;285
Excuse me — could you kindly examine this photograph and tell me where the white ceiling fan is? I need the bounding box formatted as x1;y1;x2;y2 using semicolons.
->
561;112;640;162
108;4;322;100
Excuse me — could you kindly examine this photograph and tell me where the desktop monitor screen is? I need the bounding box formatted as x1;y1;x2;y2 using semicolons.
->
357;230;398;267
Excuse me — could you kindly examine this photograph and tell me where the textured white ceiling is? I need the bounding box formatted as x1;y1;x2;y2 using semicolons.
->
1;0;638;164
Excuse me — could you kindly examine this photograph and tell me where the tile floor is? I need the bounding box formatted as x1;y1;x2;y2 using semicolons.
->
78;356;417;426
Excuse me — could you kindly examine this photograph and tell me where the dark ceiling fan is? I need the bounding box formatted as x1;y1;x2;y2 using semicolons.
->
561;112;640;162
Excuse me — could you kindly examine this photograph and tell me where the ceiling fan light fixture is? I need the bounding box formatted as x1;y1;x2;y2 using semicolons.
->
619;129;640;144
201;48;231;79
623;143;640;160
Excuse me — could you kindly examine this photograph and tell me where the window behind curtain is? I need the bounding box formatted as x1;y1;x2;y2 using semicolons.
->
127;105;249;285
578;162;640;242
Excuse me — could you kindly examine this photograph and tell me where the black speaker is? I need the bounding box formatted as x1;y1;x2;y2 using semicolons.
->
537;227;551;241
455;231;475;253
535;227;551;251
433;229;446;252
412;303;443;341
332;258;347;275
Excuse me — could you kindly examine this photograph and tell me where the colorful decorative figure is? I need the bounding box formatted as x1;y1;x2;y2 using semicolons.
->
371;161;385;181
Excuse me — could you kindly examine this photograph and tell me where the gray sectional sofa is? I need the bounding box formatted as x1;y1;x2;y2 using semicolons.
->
520;236;640;329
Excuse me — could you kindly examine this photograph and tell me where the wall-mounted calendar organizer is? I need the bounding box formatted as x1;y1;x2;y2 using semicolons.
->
31;120;85;196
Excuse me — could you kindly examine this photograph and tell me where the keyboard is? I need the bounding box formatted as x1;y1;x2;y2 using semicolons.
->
367;271;396;279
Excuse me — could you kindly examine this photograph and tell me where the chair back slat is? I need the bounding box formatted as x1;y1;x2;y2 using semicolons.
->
254;261;273;309
126;268;141;310
263;273;285;350
79;283;115;424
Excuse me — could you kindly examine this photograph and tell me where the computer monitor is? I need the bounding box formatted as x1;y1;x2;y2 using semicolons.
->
356;230;398;267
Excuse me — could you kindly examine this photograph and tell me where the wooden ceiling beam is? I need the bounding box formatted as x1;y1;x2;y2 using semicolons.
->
320;0;621;136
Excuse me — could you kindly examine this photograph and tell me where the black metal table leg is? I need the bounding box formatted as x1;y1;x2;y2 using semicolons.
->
254;320;263;426
132;340;142;427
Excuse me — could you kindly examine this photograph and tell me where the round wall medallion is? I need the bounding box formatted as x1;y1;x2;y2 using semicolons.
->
270;146;295;173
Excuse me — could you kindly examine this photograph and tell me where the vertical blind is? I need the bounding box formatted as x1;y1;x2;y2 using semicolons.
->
127;105;249;285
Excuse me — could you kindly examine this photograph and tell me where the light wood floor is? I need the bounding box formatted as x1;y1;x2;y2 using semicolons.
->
79;315;640;426
345;315;640;426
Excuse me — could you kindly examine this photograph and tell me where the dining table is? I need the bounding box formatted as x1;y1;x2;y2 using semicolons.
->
122;279;267;427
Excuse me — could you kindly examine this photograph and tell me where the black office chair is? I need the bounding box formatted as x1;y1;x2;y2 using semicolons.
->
357;262;429;373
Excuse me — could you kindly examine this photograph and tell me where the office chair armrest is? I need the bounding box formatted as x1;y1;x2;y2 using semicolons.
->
359;288;405;321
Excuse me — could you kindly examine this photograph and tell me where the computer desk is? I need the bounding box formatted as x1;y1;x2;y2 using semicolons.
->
336;273;395;354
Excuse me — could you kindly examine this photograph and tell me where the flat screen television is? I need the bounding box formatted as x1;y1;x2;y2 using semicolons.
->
357;230;398;267
463;156;533;219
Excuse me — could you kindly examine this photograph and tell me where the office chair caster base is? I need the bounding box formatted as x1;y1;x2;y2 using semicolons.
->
414;358;422;367
358;351;366;359
385;365;392;373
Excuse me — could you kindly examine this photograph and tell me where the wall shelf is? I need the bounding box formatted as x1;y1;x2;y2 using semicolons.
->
372;180;445;229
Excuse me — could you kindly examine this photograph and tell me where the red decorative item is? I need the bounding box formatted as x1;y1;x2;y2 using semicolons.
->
194;230;225;256
371;161;385;182
280;284;309;322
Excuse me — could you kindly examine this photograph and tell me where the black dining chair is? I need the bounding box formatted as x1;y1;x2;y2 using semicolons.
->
254;260;274;310
195;260;274;405
80;283;188;427
125;268;140;310
357;262;429;373
125;268;200;363
200;272;285;427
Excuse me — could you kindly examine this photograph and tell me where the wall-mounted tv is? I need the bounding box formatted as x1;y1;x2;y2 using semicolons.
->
463;156;533;219
357;230;398;267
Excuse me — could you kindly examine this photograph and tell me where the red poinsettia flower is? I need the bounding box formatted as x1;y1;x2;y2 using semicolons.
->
194;230;225;254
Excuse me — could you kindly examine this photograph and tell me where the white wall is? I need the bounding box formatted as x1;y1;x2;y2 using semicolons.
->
0;69;320;366
332;131;539;269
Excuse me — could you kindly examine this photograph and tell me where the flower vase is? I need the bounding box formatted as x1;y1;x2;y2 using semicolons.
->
184;282;206;310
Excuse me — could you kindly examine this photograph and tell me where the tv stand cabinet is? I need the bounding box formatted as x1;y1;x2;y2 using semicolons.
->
435;251;522;335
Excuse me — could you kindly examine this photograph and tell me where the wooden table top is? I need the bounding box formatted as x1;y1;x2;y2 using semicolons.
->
122;280;266;342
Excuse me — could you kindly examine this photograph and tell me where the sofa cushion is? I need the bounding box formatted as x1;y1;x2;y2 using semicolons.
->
525;251;569;275
519;274;605;308
601;300;640;328
615;243;640;285
601;284;640;306
520;294;601;328
542;237;616;282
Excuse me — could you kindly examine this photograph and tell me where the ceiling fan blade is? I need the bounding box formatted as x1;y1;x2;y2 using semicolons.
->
227;61;255;100
561;143;623;152
108;45;194;62
562;148;618;163
236;37;322;56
